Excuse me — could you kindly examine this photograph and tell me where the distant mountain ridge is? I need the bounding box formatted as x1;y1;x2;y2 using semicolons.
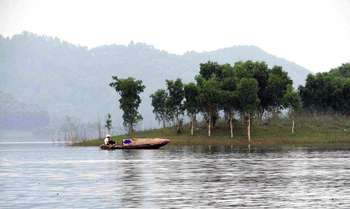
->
0;91;49;131
0;31;311;132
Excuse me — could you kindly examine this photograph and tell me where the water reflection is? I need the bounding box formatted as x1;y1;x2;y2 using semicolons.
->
1;143;350;208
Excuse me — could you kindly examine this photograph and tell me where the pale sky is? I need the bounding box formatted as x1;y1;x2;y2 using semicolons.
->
0;0;349;72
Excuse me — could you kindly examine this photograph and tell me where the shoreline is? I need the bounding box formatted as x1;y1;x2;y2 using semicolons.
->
72;137;350;149
72;113;350;150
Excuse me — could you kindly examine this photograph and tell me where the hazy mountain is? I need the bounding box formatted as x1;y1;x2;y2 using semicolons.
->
0;91;49;131
0;31;311;135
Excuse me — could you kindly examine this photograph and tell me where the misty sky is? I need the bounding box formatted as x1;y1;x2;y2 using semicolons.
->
0;0;349;73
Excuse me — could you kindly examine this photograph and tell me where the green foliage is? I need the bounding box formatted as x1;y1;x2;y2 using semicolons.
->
150;89;168;127
197;61;232;132
150;60;298;138
238;78;260;113
221;75;239;114
199;61;224;80
233;61;293;113
105;113;112;133
283;85;301;111
329;63;350;77
198;77;222;114
266;66;293;110
299;63;350;114
165;79;184;118
109;76;145;135
165;79;185;132
234;60;268;80
184;82;200;115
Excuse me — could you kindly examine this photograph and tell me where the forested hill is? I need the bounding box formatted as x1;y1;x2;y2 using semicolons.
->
0;31;311;132
0;91;49;131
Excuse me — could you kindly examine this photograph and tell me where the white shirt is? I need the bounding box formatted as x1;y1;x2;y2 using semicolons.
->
104;137;109;145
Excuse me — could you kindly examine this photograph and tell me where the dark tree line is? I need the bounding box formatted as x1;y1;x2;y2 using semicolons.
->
150;60;300;140
299;63;350;114
110;61;350;140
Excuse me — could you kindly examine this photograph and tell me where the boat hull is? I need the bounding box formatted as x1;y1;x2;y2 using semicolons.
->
100;138;170;150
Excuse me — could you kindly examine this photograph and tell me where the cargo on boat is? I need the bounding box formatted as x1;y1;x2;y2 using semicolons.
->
100;138;170;150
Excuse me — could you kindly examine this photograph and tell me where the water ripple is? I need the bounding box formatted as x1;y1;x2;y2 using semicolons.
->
1;143;350;208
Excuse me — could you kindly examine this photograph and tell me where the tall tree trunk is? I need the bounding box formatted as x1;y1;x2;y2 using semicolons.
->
247;113;251;142
176;115;181;134
162;119;166;128
176;116;179;133
241;112;245;127
191;114;194;136
292;119;295;134
208;112;212;137
272;107;279;119
258;110;264;124
128;124;133;137
229;113;234;138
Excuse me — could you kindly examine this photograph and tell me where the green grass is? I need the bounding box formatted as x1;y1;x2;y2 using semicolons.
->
72;113;350;149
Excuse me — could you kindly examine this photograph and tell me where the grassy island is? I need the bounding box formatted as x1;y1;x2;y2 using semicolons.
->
73;113;350;149
73;62;350;150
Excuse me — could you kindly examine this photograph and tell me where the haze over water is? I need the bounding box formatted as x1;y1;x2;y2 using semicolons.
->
1;142;350;208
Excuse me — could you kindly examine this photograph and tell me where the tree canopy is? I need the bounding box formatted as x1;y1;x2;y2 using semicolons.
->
165;79;185;133
109;76;145;135
149;60;298;139
146;60;350;141
105;113;112;134
299;63;350;114
238;78;260;114
150;89;168;128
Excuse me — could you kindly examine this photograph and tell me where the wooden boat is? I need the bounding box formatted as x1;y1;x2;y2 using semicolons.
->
100;138;170;150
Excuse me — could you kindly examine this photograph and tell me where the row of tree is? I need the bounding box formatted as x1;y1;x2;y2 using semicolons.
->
149;61;300;140
109;60;350;140
299;63;350;114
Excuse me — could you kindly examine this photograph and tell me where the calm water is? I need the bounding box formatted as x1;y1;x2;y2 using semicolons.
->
1;142;350;208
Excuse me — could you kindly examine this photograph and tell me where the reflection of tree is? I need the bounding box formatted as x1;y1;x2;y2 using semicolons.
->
117;151;145;208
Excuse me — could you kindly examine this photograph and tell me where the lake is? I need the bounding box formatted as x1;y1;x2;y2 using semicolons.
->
1;142;350;208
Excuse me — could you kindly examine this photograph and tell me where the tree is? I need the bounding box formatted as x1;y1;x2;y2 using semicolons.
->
197;61;225;129
233;61;293;119
343;80;350;113
283;85;301;134
166;79;184;133
150;89;168;128
184;82;200;136
299;64;350;114
266;66;293;115
221;76;239;138
252;63;270;117
197;76;222;136
199;61;224;80
283;85;301;111
329;63;350;77
238;78;260;142
109;76;145;136
105;113;112;134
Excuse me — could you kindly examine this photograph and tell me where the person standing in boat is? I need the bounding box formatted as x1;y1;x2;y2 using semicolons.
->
104;134;115;145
